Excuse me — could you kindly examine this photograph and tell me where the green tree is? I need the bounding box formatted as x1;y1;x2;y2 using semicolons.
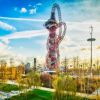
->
27;71;41;89
53;75;77;100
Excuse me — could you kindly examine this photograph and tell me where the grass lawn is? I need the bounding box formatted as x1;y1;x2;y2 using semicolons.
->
7;89;53;100
0;83;20;92
6;89;94;100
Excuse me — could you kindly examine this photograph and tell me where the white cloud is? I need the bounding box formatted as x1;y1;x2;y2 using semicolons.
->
0;42;12;57
0;29;47;44
0;16;46;22
20;7;27;13
1;38;10;44
0;42;27;65
60;0;100;22
67;21;100;33
29;8;36;14
36;3;42;6
0;21;16;31
28;2;42;15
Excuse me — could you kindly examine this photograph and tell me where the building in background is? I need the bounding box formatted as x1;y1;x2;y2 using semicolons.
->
25;62;31;74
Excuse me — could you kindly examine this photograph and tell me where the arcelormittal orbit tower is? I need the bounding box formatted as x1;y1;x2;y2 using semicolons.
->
44;3;66;70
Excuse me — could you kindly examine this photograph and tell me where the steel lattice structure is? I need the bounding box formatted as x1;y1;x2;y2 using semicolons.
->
44;3;66;70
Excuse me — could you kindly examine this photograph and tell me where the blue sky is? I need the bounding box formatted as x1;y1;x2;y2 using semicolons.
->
0;0;100;64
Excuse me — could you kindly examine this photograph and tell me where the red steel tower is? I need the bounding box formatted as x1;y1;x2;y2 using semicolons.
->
44;3;66;70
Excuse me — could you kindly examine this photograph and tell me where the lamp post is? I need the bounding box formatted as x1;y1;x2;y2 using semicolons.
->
64;57;68;74
87;26;96;76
